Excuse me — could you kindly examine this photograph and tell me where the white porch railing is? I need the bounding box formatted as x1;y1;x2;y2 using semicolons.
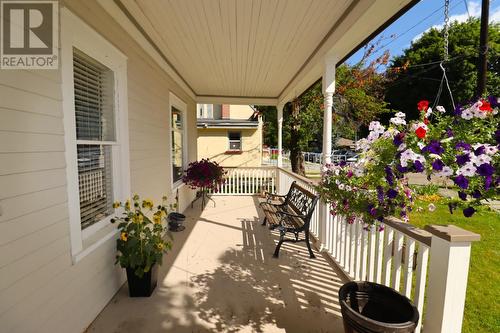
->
275;167;479;333
212;167;276;195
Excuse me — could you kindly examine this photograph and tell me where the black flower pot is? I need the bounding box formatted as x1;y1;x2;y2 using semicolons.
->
339;281;419;333
125;264;158;297
168;212;186;232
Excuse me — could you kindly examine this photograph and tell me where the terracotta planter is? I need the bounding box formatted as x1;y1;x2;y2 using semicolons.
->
125;264;158;297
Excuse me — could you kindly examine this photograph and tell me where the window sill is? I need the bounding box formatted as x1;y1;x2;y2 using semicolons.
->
225;150;243;155
72;223;118;264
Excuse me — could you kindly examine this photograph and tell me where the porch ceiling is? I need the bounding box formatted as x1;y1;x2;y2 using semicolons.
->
103;0;418;105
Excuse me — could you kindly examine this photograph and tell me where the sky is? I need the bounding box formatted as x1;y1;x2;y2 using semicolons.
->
346;0;500;66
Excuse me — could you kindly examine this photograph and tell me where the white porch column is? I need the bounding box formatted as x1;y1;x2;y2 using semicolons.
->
317;55;336;250
322;56;336;164
423;225;480;333
277;104;284;168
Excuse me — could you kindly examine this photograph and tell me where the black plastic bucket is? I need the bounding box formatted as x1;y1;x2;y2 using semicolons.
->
168;212;186;232
168;212;186;222
338;281;419;333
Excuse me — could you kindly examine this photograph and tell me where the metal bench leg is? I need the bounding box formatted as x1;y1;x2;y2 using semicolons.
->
305;230;315;259
273;227;286;258
261;216;267;226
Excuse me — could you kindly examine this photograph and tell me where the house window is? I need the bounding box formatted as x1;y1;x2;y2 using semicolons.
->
73;49;115;229
62;8;129;262
171;106;184;184
228;132;242;151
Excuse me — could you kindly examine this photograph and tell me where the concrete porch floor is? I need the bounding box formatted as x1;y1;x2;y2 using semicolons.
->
87;196;347;333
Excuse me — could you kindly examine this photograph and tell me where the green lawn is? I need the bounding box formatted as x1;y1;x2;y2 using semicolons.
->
409;200;500;333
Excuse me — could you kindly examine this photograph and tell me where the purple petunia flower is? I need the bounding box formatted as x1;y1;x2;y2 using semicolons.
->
463;207;476;218
477;163;495;177
485;176;493;190
456;154;470;166
458;191;467;201
474;146;486;156
454;175;469;189
424;140;444;155
385;166;394;186
413;160;424;173
339;161;347;167
377;186;384;203
369;206;377;217
393;133;404;147
432;159;445;171
472;190;482;199
386;188;398;199
396;164;407;174
455;141;472;151
446;128;454;137
454;104;463;116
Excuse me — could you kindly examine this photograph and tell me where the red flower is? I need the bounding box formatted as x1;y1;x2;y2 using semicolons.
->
424;118;429;125
415;127;426;139
417;100;429;112
479;100;492;112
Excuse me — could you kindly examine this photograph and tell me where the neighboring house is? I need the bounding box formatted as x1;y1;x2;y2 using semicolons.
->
197;104;263;167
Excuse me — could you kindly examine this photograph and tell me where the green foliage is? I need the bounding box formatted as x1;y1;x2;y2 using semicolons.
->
111;195;173;277
386;19;500;120
411;184;440;196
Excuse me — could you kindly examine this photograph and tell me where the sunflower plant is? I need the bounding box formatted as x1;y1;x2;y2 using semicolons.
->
111;194;172;277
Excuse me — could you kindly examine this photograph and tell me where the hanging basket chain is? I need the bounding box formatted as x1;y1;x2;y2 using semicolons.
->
434;0;456;110
443;0;450;62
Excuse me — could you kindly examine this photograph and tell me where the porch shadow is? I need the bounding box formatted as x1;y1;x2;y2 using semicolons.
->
87;196;345;333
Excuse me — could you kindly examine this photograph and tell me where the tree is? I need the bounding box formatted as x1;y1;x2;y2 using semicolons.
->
257;39;393;174
386;19;500;120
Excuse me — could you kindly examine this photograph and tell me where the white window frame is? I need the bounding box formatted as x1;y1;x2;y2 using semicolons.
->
169;92;188;189
61;9;130;263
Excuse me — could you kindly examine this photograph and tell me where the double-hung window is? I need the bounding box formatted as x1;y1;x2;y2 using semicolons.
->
62;9;130;262
73;49;115;229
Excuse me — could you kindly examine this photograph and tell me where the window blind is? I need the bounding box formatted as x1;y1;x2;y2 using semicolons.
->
73;48;115;142
73;48;115;229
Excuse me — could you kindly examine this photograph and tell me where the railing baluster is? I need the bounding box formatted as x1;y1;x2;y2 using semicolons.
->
403;238;416;298
368;226;376;282
330;213;337;258
360;226;368;281
414;244;429;333
354;219;362;280
349;222;356;277
382;227;394;286
339;218;345;268
391;231;404;292
344;218;350;271
375;227;384;284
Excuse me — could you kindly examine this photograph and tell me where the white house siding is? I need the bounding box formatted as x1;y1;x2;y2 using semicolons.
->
0;1;197;332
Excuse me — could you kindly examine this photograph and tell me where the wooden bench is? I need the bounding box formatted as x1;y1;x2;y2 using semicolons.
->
260;181;319;258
